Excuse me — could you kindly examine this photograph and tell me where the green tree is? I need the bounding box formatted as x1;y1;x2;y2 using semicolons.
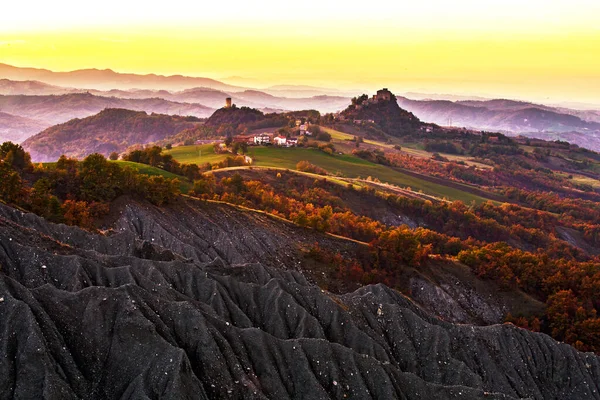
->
79;153;121;202
193;174;216;195
0;162;24;204
0;142;32;170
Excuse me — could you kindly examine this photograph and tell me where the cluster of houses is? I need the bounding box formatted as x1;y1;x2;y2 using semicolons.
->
231;122;312;148
232;133;300;147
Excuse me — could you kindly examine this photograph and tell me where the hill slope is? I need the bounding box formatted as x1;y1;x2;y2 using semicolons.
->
0;112;48;143
0;198;598;399
22;108;203;161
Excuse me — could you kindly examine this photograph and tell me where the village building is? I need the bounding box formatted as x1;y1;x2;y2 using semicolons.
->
253;133;271;145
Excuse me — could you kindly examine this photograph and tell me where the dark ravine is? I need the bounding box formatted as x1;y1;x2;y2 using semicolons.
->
0;199;599;399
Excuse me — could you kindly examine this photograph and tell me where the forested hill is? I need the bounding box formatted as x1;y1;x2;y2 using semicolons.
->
341;91;422;136
22;108;203;161
205;105;266;127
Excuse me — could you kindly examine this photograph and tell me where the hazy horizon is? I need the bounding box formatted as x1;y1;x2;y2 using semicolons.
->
2;0;600;105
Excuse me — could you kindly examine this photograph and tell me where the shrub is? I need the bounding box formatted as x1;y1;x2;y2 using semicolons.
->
296;161;328;175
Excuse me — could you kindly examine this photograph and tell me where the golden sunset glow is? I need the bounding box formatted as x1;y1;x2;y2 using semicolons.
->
2;0;599;103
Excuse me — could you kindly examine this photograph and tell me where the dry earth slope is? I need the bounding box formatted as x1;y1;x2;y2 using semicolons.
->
0;199;599;399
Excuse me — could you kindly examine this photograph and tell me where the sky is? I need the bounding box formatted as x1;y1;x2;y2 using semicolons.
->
1;0;600;104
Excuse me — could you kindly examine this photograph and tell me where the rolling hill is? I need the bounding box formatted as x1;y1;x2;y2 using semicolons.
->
204;105;267;127
0;112;48;143
22;108;204;161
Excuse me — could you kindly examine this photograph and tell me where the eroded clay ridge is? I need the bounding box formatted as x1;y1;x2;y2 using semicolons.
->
0;200;599;399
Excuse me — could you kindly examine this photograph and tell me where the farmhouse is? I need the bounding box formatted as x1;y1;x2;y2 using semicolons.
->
273;136;287;146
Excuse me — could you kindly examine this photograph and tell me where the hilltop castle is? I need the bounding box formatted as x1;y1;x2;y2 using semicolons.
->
351;88;395;111
374;88;392;102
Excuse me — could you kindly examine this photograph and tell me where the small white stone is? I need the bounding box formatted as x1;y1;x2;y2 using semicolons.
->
0;297;4;302
41;265;47;269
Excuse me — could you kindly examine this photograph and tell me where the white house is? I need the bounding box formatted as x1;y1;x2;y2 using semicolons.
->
273;136;287;146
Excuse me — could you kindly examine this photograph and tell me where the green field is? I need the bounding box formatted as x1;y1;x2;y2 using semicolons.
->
321;126;354;141
246;147;490;203
113;161;192;193
163;144;229;165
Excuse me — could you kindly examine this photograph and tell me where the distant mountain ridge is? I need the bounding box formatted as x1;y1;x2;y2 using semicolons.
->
0;63;245;91
396;96;600;150
0;77;350;112
22;108;203;161
0;79;72;96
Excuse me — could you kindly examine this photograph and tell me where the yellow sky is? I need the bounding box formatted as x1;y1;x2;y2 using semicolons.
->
1;0;600;103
